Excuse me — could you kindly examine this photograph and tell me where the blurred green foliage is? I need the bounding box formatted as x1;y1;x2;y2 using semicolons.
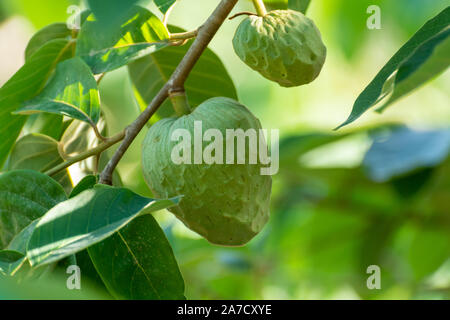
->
0;0;448;300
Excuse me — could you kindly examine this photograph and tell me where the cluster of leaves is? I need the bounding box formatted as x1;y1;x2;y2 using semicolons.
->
0;0;448;299
0;0;235;299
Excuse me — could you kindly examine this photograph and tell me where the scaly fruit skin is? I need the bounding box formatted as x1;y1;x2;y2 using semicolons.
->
142;97;272;246
233;10;327;87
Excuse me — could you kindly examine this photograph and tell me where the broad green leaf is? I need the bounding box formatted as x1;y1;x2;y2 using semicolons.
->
27;185;181;266
409;228;450;280
0;39;74;167
87;0;140;28
0;170;67;249
69;175;98;198
0;250;24;275
154;0;177;14
76;6;170;74
75;249;111;296
25;23;72;60
337;6;450;129
23;113;64;141
7;134;72;193
288;0;312;13
129;26;238;119
0;221;40;276
378;30;450;112
16;57;101;126
8;220;40;255
89;214;185;300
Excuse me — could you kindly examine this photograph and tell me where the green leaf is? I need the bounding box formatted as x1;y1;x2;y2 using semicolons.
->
288;0;312;14
378;30;450;112
88;214;185;300
87;0;140;28
0;39;74;167
75;249;111;296
337;6;450;129
7;134;72;193
76;6;170;74
27;185;181;266
24;113;64;141
0;220;40;276
25;23;72;60
0;250;24;275
16;57;101;126
154;0;177;14
69;175;98;198
129;26;238;119
0;170;67;249
8;220;39;255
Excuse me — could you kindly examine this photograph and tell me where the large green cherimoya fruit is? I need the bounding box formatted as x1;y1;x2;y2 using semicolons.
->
142;97;272;246
233;10;327;87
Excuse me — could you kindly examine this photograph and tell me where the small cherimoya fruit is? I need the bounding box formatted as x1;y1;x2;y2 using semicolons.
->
233;10;327;87
142;97;271;246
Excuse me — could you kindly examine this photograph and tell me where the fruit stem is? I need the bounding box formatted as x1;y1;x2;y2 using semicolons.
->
252;0;267;16
170;91;192;116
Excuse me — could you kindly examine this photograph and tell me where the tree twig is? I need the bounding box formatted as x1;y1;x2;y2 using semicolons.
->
45;131;125;177
169;29;199;41
99;0;239;185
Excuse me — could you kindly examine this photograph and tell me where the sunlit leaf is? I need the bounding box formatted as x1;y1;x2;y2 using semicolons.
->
76;6;170;74
69;175;98;198
378;30;450;112
89;214;185;300
154;0;177;14
0;250;24;275
87;0;140;28
337;7;450;129
27;185;181;266
16;57;101;126
0;39;74;167
0;170;67;249
129;26;238;119
25;23;72;60
0;220;40;276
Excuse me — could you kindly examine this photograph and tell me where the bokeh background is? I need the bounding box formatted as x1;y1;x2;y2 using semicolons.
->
0;0;449;299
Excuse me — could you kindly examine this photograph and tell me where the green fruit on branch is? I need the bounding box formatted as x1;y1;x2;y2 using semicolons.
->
142;97;272;246
232;10;327;87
